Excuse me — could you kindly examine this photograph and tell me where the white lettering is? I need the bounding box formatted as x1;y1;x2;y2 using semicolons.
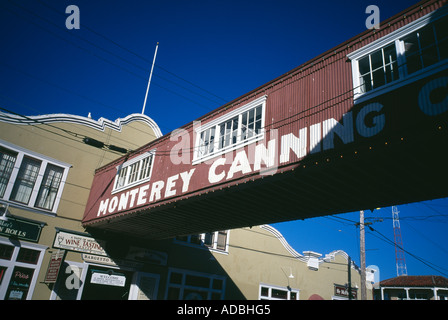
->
98;199;109;216
165;174;179;198
180;169;196;192
209;157;226;183
108;196;118;213
280;128;307;163
129;188;139;207
323;112;354;150
310;123;321;154
226;150;251;180
253;138;277;172
150;180;165;202
137;185;150;205
118;191;129;211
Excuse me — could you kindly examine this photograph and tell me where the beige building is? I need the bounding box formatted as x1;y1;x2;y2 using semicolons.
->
0;111;372;300
0;111;162;300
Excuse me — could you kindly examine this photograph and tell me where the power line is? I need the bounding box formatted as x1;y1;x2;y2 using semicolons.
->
367;226;448;277
1;1;221;113
24;0;228;106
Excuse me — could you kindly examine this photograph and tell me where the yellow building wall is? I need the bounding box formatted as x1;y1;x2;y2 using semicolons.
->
0;113;161;300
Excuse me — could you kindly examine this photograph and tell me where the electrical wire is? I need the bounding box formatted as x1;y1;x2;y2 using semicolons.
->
4;0;226;110
367;226;448;277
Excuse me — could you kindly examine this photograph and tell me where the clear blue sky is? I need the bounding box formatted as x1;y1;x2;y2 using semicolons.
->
1;0;447;282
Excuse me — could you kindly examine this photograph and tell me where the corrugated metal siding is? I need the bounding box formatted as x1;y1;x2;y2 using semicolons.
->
83;0;448;233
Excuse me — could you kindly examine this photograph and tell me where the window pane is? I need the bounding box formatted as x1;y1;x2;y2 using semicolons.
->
372;68;385;89
216;231;227;250
261;286;269;297
419;25;438;67
0;243;14;260
170;272;183;284
10;157;41;204
370;49;383;70
128;162;140;183
384;43;399;83
5;266;34;300
271;288;288;299
16;248;40;264
358;56;370;75
435;17;448;60
115;166;127;189
255;106;262;134
203;232;214;247
35;164;63;210
185;274;210;288
0;147;17;198
403;33;422;74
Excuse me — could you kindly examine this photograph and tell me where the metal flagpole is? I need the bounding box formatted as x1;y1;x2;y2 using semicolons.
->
142;42;159;115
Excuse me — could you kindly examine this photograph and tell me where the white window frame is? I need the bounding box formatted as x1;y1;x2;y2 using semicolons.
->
0;237;47;300
193;96;267;164
0;140;71;215
112;150;155;194
174;230;230;254
259;283;299;300
348;7;448;104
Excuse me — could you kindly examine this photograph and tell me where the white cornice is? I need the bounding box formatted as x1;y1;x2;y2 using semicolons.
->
0;112;163;138
260;225;355;268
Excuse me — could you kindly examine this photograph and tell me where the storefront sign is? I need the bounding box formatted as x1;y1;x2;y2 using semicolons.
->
0;217;43;242
91;271;126;287
44;250;66;283
53;230;107;256
334;284;357;299
82;254;144;269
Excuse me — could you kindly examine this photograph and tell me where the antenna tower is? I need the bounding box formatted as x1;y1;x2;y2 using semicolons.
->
392;206;408;277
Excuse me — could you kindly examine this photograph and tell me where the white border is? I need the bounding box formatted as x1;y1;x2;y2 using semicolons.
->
347;7;448;104
193;96;267;165
0;236;48;300
0;139;71;215
111;150;156;194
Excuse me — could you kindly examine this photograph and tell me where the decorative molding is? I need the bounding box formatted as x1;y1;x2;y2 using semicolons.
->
260;225;354;267
0;112;163;138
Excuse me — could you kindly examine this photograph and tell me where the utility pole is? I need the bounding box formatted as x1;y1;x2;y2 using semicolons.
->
359;210;367;300
347;255;352;300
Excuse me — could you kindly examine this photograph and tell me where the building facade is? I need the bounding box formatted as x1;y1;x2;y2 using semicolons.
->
82;0;448;241
0;111;372;300
374;275;448;300
0;112;162;300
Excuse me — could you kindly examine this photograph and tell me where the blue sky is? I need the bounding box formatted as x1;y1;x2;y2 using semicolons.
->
1;0;447;282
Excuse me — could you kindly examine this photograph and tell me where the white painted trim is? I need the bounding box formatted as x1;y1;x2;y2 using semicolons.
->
0;112;163;138
0;140;71;214
0;236;48;300
347;7;448;103
192;96;267;165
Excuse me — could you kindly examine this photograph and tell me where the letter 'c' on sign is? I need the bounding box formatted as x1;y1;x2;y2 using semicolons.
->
418;76;448;116
209;158;226;183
